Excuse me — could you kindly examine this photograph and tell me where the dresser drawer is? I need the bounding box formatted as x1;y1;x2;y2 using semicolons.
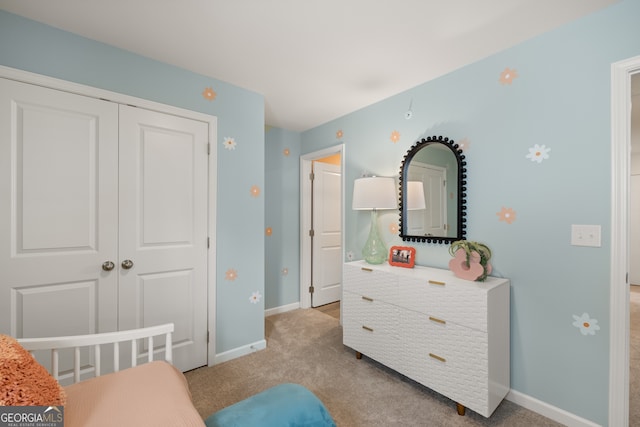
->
400;310;490;415
343;291;399;335
397;276;488;331
343;315;402;372
343;263;398;304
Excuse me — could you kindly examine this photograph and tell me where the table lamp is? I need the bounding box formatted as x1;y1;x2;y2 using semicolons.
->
352;176;397;264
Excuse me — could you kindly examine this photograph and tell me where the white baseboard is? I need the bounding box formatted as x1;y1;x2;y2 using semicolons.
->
506;389;601;427
211;302;299;366
265;302;300;317
212;339;266;365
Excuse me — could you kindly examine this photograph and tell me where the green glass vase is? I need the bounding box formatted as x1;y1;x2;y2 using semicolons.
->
362;210;387;264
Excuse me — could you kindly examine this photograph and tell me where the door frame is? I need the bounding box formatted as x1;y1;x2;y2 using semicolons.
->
0;65;218;367
610;55;640;427
299;144;345;310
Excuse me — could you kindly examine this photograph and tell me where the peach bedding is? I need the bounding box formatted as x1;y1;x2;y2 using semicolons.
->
63;361;205;427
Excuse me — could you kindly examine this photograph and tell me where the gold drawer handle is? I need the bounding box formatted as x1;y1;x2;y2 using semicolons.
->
428;280;446;286
429;316;446;325
361;267;373;272
429;353;446;363
362;296;374;302
362;326;373;332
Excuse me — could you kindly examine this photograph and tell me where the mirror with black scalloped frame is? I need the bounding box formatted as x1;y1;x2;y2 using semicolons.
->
398;136;467;244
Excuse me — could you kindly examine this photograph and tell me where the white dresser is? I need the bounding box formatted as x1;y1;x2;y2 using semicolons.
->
342;260;510;417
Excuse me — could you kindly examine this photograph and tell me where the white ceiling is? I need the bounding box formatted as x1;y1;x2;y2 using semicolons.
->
0;0;618;131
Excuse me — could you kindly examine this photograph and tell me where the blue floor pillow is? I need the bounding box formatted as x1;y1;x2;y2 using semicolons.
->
205;383;336;427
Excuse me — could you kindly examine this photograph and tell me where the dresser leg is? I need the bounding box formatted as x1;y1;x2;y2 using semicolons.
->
356;351;362;359
456;403;466;416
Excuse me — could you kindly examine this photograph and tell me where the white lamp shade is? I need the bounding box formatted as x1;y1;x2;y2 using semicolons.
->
406;181;426;210
352;177;397;210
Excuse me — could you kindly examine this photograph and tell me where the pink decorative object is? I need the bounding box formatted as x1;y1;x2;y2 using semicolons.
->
448;248;488;281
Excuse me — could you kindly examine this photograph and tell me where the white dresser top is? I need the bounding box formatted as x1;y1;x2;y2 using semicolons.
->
345;260;509;291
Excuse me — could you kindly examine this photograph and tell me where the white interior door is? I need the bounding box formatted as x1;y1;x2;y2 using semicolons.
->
631;174;640;285
311;161;342;307
0;78;119;375
0;79;210;375
408;162;446;237
118;105;208;371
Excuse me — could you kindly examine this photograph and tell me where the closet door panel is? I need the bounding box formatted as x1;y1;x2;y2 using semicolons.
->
118;105;208;372
0;78;119;346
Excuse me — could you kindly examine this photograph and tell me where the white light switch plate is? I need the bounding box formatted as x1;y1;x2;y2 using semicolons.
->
571;224;601;247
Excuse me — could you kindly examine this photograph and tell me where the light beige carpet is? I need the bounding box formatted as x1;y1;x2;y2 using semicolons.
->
185;308;563;426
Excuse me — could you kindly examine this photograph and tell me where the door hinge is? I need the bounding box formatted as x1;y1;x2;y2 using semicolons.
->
309;172;314;181
207;330;210;343
207;237;210;249
309;229;314;237
207;142;211;155
309;286;315;294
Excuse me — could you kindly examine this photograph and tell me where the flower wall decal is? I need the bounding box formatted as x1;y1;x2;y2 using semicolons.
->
336;130;344;139
202;87;217;101
346;251;355;261
499;67;518;85
457;137;471;151
497;206;517;224
572;313;600;336
225;269;238;281
281;268;288;276
223;137;237;150
265;227;272;236
283;148;290;156
526;144;551;163
250;185;261;198
390;130;400;144
249;291;262;304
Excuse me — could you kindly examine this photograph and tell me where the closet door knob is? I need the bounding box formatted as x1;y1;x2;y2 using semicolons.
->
121;259;134;270
102;261;115;271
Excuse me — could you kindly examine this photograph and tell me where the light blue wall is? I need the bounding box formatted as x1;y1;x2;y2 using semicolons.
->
265;127;302;309
297;1;640;424
0;11;266;355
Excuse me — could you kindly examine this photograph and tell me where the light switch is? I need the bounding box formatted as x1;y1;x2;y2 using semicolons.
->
571;224;601;247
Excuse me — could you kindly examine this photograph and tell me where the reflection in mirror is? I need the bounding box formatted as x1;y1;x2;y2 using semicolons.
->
399;136;467;244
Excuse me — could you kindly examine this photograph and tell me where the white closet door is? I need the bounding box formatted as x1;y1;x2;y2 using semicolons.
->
118;105;208;371
0;79;210;375
0;78;119;345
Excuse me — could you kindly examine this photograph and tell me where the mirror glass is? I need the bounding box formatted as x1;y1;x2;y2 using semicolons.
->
399;136;467;244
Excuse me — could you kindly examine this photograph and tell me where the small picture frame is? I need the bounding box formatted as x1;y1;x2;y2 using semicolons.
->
389;246;416;268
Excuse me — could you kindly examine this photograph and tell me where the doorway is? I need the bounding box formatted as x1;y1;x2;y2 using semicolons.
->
299;145;345;311
610;55;640;427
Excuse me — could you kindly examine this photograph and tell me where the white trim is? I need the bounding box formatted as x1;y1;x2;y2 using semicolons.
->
299;144;345;310
207;109;218;368
506;390;601;427
0;65;219;369
265;302;300;317
0;65;214;123
610;55;640;427
213;339;267;365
